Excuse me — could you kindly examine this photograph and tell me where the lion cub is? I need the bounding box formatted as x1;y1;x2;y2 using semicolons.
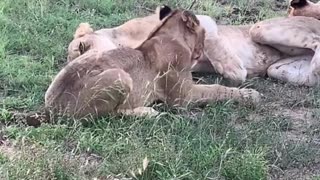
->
45;6;261;119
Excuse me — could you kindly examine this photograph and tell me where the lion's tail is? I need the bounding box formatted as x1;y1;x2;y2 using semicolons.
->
73;22;94;39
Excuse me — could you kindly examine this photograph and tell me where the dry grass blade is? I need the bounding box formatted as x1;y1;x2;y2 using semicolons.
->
188;0;198;10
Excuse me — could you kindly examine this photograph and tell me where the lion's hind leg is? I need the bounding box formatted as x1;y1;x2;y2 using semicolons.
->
267;55;319;86
249;18;320;75
72;68;133;118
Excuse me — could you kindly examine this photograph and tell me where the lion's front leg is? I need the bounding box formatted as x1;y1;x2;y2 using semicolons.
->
203;36;247;86
185;84;261;106
118;107;159;117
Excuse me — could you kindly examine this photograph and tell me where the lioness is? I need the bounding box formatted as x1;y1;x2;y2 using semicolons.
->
45;6;260;119
199;0;320;86
67;0;320;86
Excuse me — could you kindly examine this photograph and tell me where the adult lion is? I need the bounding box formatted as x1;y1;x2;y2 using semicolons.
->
196;0;320;86
67;0;320;87
45;6;260;119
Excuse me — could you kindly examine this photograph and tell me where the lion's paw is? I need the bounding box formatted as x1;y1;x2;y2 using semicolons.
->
133;107;160;117
240;88;262;105
311;59;320;77
222;64;247;86
119;107;159;118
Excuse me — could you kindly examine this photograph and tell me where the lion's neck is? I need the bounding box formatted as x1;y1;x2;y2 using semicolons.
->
196;15;253;38
139;36;192;73
217;24;252;37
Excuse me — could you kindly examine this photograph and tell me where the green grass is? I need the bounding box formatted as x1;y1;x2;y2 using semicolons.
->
1;0;320;179
2;104;272;179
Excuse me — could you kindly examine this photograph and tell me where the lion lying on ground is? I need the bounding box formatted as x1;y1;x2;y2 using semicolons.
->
196;0;320;86
67;9;160;62
45;6;260;119
67;0;320;87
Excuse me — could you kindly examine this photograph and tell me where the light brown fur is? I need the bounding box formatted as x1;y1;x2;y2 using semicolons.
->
192;0;320;86
66;1;320;87
288;0;320;19
67;11;160;62
45;7;260;119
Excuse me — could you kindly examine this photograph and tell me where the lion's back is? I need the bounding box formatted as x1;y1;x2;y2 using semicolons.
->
97;47;145;70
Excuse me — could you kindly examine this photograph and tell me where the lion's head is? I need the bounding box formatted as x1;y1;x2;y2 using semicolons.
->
288;0;320;19
137;5;205;70
67;8;161;62
67;23;118;62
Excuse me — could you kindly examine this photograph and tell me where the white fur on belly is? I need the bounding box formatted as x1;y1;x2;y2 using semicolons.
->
196;15;218;37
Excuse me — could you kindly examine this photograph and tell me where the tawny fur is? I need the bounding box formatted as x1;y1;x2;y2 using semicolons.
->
288;0;320;19
45;7;261;119
67;1;320;87
73;23;93;38
67;12;159;62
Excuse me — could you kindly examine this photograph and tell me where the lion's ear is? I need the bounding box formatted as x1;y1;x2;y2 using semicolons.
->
74;23;93;39
155;6;161;14
79;42;86;54
290;0;308;8
181;10;200;30
159;5;172;20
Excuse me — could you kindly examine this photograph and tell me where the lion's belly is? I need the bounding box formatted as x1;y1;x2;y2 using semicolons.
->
219;25;281;77
235;42;281;77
